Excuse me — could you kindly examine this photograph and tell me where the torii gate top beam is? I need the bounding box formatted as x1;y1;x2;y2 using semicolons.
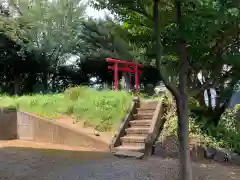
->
106;58;144;67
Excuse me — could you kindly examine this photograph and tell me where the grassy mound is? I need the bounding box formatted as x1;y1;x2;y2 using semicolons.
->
0;87;132;132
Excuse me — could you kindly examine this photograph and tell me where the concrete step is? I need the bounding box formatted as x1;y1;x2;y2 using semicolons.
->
114;145;145;152
125;127;149;136
129;120;152;127
114;150;144;159
140;101;158;109
121;136;146;146
136;108;155;114
133;113;153;120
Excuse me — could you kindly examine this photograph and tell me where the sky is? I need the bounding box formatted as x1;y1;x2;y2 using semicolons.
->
86;5;107;19
66;1;112;65
84;0;110;19
66;1;109;65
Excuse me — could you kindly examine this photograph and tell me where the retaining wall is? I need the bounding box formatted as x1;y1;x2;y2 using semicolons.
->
0;108;17;140
0;108;108;151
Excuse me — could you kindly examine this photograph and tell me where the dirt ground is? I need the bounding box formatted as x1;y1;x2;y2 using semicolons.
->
0;140;240;180
56;116;113;144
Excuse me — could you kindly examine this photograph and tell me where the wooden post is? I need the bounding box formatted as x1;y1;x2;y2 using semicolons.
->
133;96;140;109
135;64;139;91
114;63;118;91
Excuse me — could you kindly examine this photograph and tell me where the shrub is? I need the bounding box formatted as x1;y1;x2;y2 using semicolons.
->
215;108;240;153
162;96;240;154
64;86;89;101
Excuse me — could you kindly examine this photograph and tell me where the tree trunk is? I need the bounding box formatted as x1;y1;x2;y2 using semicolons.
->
153;0;192;178
14;75;20;96
123;72;133;91
43;72;48;92
212;100;229;126
52;73;57;93
175;0;192;179
176;96;192;180
196;92;206;107
26;72;37;93
177;54;192;180
207;89;212;109
153;0;161;71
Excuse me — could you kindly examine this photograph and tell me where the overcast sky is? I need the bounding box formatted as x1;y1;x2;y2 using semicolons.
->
86;5;107;19
84;0;111;19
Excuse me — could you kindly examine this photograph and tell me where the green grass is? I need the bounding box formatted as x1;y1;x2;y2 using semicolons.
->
0;87;133;132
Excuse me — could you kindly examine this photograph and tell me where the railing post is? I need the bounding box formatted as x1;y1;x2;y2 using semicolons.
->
133;96;140;106
145;134;153;157
133;96;140;114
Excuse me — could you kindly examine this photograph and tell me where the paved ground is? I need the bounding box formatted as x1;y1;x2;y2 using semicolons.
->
0;140;240;180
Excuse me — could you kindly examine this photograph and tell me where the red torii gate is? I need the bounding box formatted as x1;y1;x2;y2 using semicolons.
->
106;58;144;91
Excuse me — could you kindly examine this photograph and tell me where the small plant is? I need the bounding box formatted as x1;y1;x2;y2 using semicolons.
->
64;86;89;101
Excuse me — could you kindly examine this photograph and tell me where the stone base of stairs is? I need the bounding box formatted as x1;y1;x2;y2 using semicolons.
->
113;145;145;152
114;151;144;159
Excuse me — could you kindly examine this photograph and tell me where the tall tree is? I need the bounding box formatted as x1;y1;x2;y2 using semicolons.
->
11;0;86;91
93;0;240;122
153;0;192;179
78;18;144;90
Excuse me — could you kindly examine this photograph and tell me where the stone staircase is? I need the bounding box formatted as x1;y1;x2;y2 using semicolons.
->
111;99;164;158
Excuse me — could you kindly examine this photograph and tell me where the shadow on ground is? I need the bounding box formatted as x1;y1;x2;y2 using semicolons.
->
0;141;112;180
154;136;240;167
0;141;240;180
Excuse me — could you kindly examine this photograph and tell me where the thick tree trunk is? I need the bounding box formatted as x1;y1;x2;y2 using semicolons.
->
176;97;192;180
153;0;192;178
177;55;192;180
175;0;192;179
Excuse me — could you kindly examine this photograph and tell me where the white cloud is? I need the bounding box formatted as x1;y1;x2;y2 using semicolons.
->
86;6;108;19
84;0;113;19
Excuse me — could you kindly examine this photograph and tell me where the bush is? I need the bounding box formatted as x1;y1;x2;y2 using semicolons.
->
162;95;240;154
213;108;240;153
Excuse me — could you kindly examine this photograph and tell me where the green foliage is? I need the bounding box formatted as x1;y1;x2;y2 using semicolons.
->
188;97;199;110
64;86;90;101
93;0;240;119
0;87;132;132
3;0;87;70
78;18;138;63
234;104;240;110
209;108;240;153
1;0;239;139
163;102;240;154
